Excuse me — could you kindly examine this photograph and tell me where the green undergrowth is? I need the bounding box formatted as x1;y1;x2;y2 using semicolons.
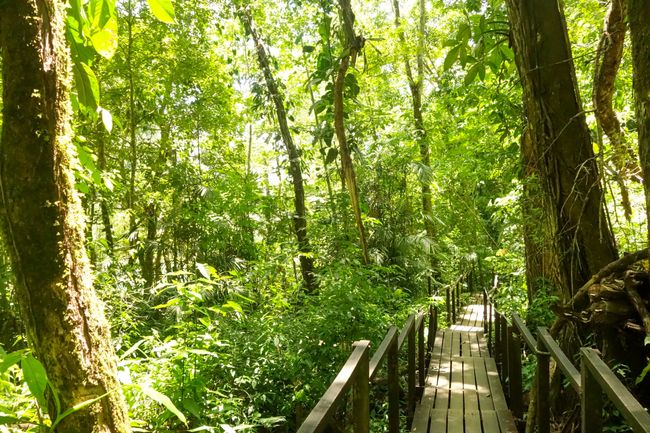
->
0;259;434;433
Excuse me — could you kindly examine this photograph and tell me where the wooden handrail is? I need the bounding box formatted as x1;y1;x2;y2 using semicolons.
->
581;348;650;433
297;303;437;433
484;288;650;433
297;341;370;433
369;326;397;380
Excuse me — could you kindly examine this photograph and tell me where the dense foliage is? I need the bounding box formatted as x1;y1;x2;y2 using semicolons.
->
1;0;648;432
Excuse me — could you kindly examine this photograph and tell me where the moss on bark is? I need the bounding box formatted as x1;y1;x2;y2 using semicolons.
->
0;1;131;432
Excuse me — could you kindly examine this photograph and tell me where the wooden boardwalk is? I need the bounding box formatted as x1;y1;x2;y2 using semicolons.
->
412;304;517;433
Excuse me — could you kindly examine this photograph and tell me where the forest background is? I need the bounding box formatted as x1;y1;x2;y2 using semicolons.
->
0;0;649;432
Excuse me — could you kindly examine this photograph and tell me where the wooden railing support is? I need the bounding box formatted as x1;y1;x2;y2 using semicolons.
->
536;334;550;433
387;332;399;433
483;290;488;333
446;285;452;325
507;325;524;419
407;316;416;426
418;314;425;389
581;349;603;433
352;341;370;433
494;309;501;374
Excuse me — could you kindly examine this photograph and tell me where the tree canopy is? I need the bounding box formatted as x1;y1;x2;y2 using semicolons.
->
1;0;649;432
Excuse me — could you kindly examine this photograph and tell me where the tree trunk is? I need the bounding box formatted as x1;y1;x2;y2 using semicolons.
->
392;0;438;281
593;0;633;219
0;1;131;432
505;0;618;301
237;7;317;291
506;1;619;427
627;0;650;247
335;0;370;265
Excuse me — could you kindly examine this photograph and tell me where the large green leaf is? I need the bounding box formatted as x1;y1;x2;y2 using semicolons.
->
21;354;49;412
73;61;99;110
145;0;176;24
139;384;187;425
88;0;118;58
444;45;461;71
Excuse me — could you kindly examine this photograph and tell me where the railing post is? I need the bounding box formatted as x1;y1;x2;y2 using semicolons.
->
508;325;523;419
452;283;457;323
427;305;436;355
388;334;399;433
581;349;603;433
488;301;493;356
483;290;488;333
408;319;416;427
537;333;550;433
494;310;501;374
352;341;370;433
500;314;509;384
446;285;452;325
418;314;425;389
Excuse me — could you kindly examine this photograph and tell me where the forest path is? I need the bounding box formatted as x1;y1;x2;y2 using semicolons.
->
411;304;517;433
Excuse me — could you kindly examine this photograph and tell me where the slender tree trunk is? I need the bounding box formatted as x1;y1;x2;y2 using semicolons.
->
127;0;138;255
593;0;633;219
392;0;438;279
0;1;131;432
237;7;317;291
627;0;650;247
335;0;370;265
97;138;114;252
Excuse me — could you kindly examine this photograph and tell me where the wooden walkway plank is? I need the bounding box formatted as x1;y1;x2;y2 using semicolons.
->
412;303;517;433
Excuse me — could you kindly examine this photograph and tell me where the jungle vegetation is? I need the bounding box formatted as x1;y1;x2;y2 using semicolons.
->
1;0;650;432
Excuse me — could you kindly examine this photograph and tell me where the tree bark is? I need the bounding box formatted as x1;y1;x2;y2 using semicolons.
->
505;1;619;426
0;1;131;432
392;0;437;278
335;0;370;265
237;7;317;291
505;0;618;301
593;0;633;219
627;0;650;247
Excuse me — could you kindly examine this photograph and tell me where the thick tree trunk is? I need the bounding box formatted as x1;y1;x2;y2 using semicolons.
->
238;7;317;291
506;0;618;301
0;1;131;432
335;0;370;265
506;1;619;429
627;0;650;246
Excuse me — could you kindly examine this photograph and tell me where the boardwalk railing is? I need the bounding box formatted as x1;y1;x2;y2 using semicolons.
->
484;290;650;433
297;305;437;433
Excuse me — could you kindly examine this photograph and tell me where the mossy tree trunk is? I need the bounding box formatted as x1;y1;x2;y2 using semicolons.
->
0;1;131;432
627;0;650;247
505;0;618;302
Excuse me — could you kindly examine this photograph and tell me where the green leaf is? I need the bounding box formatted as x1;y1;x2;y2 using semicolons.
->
636;361;650;385
73;61;100;110
22;354;49;411
0;349;27;373
302;45;315;53
139;384;187;425
88;0;118;58
98;107;113;133
196;262;213;280
444;45;461;71
464;62;480;85
644;333;650;347
145;0;176;24
223;300;243;313
325;147;338;165
51;392;111;430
